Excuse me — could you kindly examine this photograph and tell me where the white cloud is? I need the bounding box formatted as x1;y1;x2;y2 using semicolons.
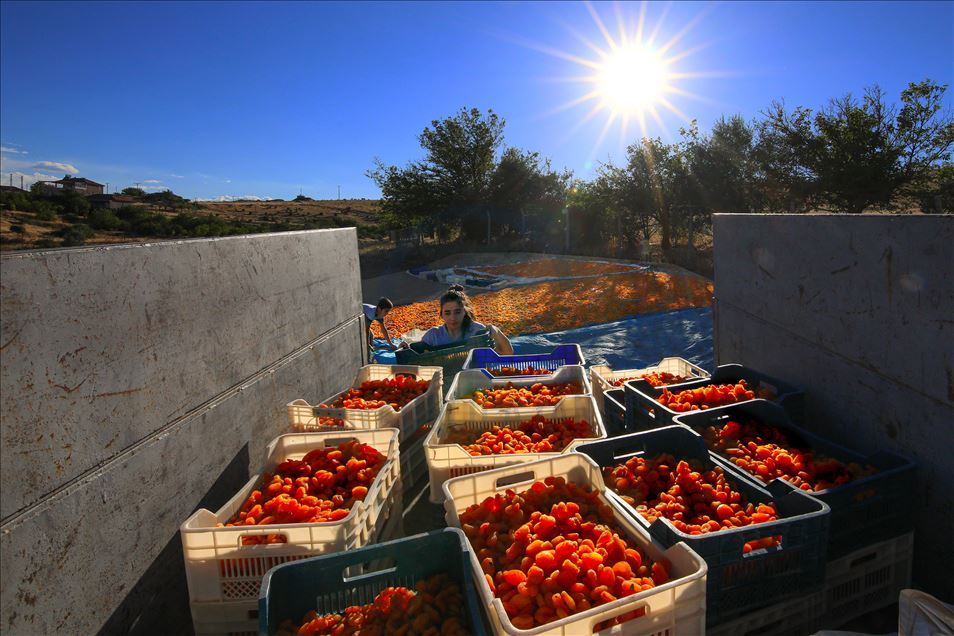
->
170;174;184;179
142;179;162;184
225;179;232;183
32;161;79;174
0;146;22;154
0;170;60;189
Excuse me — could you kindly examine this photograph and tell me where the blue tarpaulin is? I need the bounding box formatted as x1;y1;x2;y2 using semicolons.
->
372;306;713;371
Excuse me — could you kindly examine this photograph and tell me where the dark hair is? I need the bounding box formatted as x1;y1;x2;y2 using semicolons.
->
439;285;475;332
376;297;393;310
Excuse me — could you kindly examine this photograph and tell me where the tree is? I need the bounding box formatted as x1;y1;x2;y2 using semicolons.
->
368;107;505;240
122;187;145;197
753;101;819;212
812;87;904;213
488;148;571;239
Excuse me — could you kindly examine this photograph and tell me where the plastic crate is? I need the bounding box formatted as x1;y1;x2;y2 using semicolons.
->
590;358;709;414
259;528;491;635
180;429;401;610
706;589;825;636
445;365;591;405
398;419;431;492
191;599;259;636
396;331;494;391
673;399;917;560
823;531;914;629
286;364;443;442
442;453;707;635
574;425;829;627
463;345;585;378
623;363;805;431
601;388;628;436
424;395;606;503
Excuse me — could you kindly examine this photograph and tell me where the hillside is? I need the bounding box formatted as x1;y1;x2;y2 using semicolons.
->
0;196;384;252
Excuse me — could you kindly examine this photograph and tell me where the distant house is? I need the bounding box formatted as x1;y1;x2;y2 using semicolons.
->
88;194;136;210
37;175;105;197
0;185;25;194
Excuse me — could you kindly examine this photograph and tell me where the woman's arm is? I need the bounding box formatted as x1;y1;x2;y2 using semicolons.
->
380;321;397;351
489;325;513;355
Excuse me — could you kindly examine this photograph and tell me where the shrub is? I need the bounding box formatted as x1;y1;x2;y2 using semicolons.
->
88;209;124;230
58;224;94;247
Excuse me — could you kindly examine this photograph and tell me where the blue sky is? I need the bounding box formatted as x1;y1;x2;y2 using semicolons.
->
2;1;951;201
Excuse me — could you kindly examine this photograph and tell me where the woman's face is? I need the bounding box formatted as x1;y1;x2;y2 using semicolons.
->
440;300;465;330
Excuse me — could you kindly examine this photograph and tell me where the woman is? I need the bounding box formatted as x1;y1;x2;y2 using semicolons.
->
420;285;513;354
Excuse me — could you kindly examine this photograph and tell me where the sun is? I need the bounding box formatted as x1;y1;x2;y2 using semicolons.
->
596;44;669;116
513;1;722;156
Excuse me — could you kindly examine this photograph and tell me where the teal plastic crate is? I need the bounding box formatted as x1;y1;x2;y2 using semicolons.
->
258;528;490;635
673;399;916;560
575;424;829;627
623;363;805;431
397;331;494;394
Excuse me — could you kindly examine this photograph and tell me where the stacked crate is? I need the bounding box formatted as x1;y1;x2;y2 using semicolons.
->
575;425;831;628
181;429;401;635
286;364;443;492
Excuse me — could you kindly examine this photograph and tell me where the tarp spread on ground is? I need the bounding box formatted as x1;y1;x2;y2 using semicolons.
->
408;257;650;290
372;269;713;337
371;307;713;371
510;307;713;371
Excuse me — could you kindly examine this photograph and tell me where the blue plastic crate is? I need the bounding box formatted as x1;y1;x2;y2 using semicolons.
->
672;399;917;561
623;363;805;431
574;424;830;627
463;344;585;378
259;528;490;635
603;388;628;436
396;331;494;394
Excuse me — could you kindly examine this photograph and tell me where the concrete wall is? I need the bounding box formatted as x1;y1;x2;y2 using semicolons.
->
712;214;954;600
0;229;365;633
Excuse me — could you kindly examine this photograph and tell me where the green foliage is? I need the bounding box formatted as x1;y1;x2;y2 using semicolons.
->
368;107;506;239
58;189;91;216
121;187;145;197
58;223;94;247
87;208;123;230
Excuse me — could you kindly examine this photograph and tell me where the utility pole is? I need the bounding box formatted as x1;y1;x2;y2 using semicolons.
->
337;185;341;200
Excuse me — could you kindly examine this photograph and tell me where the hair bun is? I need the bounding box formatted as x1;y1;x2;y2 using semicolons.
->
448;284;465;292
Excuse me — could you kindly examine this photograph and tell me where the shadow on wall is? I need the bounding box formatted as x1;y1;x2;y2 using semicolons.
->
97;444;251;636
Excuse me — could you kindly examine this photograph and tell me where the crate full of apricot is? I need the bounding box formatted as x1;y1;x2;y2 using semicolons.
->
575;424;829;627
622;363;805;431
674;399;916;560
424;396;607;503
442;453;707;635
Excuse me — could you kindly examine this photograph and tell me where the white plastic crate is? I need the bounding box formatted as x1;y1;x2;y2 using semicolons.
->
823;531;914;628
445;365;591;405
707;590;825;636
590;358;709;414
180;429;401;611
443;454;707;636
191;599;258;636
286;364;443;442
424;395;606;503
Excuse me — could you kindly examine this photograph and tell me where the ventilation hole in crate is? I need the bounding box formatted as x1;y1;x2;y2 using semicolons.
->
864;566;891;587
223;579;261;599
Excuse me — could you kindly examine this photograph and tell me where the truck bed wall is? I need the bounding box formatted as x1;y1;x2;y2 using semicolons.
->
0;229;365;633
713;213;953;601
